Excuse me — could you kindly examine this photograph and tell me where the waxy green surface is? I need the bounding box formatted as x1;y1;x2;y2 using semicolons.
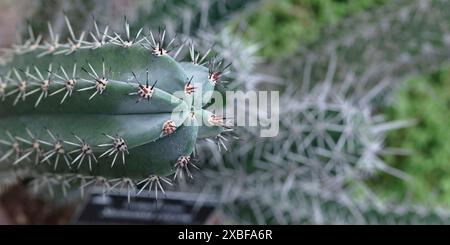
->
0;44;219;178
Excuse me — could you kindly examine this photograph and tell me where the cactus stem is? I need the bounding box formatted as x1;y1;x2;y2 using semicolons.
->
0;14;230;200
98;134;129;168
137;175;172;199
173;155;199;180
162;120;177;136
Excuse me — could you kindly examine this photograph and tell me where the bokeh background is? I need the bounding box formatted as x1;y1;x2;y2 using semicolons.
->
1;0;450;224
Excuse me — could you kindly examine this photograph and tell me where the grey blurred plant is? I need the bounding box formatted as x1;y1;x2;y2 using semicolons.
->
60;0;450;224
188;0;450;224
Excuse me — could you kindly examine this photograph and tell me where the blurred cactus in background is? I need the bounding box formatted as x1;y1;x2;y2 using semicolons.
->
194;0;450;224
281;0;450;103
196;55;430;224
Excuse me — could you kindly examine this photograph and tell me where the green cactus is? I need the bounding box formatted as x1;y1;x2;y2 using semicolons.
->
0;17;230;198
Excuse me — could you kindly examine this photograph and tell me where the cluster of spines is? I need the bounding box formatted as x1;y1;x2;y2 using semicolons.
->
129;68;158;102
188;44;233;86
0;128;129;170
1;61;113;106
207;57;232;86
29;172;174;201
186;44;234;150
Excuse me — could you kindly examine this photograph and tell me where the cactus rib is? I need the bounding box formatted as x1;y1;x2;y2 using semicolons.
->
0;15;231;198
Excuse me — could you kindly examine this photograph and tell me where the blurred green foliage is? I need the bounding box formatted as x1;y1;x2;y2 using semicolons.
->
236;0;386;58
374;65;450;207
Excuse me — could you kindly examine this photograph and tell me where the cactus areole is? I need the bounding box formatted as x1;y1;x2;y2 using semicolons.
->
0;17;230;196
